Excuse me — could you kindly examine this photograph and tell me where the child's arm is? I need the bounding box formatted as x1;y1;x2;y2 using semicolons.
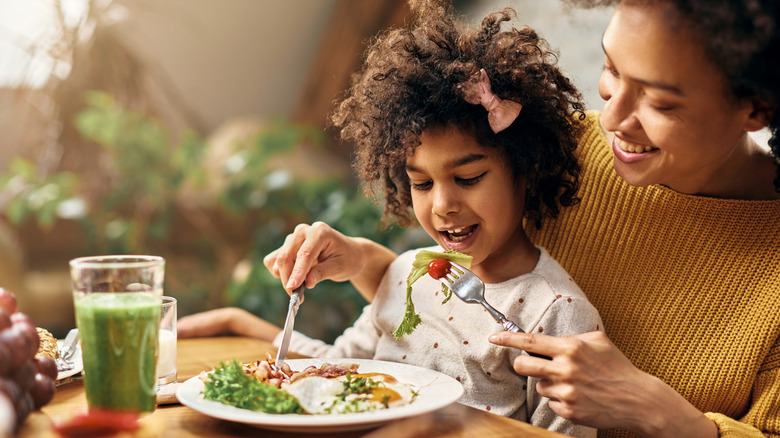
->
177;307;281;342
263;222;397;302
274;304;381;359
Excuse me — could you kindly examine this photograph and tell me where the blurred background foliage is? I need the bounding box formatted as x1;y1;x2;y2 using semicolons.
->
0;0;619;341
0;0;440;342
0;89;423;341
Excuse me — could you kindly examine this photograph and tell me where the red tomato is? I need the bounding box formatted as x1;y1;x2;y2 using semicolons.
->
427;259;452;280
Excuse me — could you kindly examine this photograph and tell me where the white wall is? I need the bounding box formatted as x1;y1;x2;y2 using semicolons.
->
462;1;613;111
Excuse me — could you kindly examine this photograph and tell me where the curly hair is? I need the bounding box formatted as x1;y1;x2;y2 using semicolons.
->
330;0;586;228
567;0;780;191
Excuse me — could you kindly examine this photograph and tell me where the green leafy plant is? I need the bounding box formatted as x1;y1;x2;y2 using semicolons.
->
72;91;209;254
0;158;79;228
215;118;413;341
0;90;423;342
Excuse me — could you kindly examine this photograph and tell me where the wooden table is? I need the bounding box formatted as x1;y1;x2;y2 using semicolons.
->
19;337;564;437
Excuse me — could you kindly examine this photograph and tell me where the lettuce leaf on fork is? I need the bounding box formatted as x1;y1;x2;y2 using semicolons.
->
393;249;472;338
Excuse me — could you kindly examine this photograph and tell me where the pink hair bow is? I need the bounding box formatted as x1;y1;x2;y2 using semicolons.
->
461;68;522;133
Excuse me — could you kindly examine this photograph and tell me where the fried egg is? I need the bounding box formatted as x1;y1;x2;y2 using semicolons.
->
282;376;344;414
281;373;417;415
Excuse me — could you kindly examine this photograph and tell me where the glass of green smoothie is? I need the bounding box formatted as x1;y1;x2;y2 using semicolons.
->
70;255;164;413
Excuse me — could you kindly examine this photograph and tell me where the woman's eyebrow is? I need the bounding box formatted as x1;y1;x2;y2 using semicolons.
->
406;153;486;173
601;39;683;96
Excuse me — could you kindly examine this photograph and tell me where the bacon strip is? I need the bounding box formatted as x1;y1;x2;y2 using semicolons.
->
241;353;360;388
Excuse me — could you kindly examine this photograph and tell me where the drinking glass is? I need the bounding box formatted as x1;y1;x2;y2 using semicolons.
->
70;255;164;413
157;296;177;386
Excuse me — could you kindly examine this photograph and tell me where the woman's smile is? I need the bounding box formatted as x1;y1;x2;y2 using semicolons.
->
611;136;660;164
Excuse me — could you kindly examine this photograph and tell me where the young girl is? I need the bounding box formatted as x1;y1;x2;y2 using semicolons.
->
180;1;602;435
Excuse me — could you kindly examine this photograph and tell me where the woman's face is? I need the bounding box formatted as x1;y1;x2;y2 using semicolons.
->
405;125;530;280
598;2;762;195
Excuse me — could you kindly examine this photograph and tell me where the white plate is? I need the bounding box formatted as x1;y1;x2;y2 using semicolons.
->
176;358;464;433
56;340;83;381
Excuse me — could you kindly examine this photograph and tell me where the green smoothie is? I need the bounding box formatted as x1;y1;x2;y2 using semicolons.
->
75;292;161;412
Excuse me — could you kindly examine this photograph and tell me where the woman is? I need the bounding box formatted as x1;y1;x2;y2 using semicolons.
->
181;0;780;436
490;1;780;436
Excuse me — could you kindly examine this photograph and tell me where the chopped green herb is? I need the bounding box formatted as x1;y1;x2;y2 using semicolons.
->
393;249;472;338
322;374;386;414
202;359;303;414
338;373;380;399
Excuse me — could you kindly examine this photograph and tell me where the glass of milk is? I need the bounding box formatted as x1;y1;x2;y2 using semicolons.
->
157;296;177;386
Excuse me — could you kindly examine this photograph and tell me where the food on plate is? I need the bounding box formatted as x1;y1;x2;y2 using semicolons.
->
393;249;472;338
242;353;360;388
35;327;60;361
202;359;303;414
283;370;416;414
200;356;419;415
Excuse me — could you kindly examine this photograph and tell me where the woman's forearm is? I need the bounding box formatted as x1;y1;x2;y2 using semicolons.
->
635;375;719;438
490;331;720;438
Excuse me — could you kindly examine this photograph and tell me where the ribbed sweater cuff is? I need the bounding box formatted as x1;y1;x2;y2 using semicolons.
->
704;412;764;437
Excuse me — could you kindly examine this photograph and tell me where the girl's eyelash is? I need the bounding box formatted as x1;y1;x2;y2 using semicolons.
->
411;181;432;190
409;172;486;190
458;172;486;185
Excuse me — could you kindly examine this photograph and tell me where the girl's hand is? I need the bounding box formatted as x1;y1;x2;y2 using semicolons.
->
488;331;718;438
177;308;238;338
177;308;281;342
263;222;397;301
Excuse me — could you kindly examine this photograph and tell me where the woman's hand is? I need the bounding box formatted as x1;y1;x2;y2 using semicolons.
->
263;222;397;302
489;331;718;438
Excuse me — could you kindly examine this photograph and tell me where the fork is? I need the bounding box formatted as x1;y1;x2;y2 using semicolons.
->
442;262;551;360
56;356;73;372
442;262;525;332
56;328;79;373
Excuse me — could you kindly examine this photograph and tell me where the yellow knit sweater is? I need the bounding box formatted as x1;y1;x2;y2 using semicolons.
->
526;112;780;438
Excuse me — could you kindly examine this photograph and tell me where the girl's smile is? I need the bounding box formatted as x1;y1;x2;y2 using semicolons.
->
441;225;478;243
405;125;538;282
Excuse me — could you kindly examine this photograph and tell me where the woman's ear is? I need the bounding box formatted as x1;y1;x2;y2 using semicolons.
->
743;96;774;133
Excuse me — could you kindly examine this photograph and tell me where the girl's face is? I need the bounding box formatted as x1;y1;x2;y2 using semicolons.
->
406;125;533;281
598;2;765;196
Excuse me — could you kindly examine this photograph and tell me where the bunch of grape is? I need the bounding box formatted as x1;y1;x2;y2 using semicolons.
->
0;288;56;436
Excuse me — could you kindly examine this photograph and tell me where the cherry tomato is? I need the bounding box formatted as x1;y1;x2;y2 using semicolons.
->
427;259;452;280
